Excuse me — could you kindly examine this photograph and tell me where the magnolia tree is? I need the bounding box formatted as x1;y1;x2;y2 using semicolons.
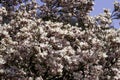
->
0;0;120;80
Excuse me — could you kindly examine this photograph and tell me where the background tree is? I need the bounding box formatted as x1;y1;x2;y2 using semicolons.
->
111;0;120;20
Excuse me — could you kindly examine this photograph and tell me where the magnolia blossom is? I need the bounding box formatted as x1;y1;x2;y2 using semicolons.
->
0;0;120;80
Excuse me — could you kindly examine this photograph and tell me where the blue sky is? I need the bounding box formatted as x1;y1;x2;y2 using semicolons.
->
90;0;120;29
90;0;114;16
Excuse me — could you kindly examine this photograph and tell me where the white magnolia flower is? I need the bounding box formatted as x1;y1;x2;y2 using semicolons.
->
0;55;6;64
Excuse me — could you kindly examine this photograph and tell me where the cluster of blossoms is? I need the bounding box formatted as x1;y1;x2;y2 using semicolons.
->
0;0;120;80
40;0;94;28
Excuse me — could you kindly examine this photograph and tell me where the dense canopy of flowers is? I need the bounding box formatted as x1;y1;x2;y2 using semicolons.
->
0;0;120;80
